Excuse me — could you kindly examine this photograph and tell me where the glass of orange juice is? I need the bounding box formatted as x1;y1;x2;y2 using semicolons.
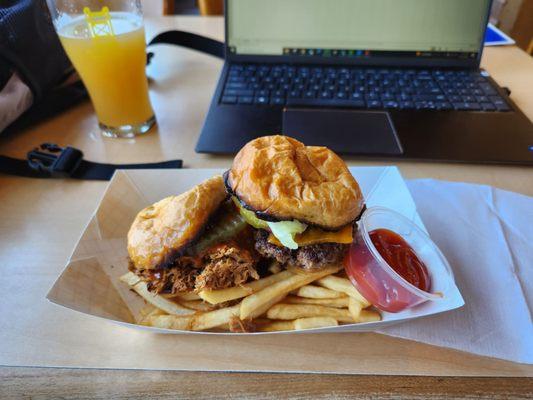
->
46;0;155;138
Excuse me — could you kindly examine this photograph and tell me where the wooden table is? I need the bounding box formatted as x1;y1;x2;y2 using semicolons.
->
1;16;532;399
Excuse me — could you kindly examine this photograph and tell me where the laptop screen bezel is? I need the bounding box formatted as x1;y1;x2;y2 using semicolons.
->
223;0;492;68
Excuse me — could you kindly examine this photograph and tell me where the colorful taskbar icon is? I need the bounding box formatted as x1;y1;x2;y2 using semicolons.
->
283;48;369;57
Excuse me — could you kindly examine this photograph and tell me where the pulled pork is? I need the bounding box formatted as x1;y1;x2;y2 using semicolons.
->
195;244;259;291
134;243;259;294
136;257;200;294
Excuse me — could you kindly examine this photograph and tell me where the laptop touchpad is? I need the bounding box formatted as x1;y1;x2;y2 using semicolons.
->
282;108;403;155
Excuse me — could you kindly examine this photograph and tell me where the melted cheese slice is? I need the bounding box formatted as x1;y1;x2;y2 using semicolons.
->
268;224;353;247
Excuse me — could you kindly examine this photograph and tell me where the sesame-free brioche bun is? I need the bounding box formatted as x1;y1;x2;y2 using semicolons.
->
226;135;364;230
127;175;227;271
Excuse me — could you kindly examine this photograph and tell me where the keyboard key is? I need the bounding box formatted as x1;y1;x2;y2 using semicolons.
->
414;94;445;102
453;102;481;110
227;75;244;82
221;95;237;104
238;96;253;104
449;95;462;102
381;93;395;101
415;101;436;110
435;101;452;110
480;102;496;111
399;101;415;109
367;100;382;109
495;102;511;111
489;96;510;111
254;95;269;105
225;82;247;89
270;97;285;105
288;90;301;98
398;94;412;101
320;91;332;99
384;101;399;109
479;83;497;95
225;89;253;97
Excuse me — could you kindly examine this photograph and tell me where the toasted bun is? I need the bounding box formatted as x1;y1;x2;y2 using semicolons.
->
127;175;227;271
227;135;364;230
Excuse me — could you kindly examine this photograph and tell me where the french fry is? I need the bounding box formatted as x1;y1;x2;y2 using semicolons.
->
139;304;157;318
198;270;293;305
146;314;193;330
179;300;215;312
355;309;382;323
257;320;295;332
138;305;166;325
240;266;342;320
214;323;230;331
266;303;354;323
296;285;344;299
293;317;338;330
348;297;363;320
267;261;282;275
120;272;195;316
162;292;201;301
316;275;370;307
284;295;349;308
120;271;143;286
190;304;241;331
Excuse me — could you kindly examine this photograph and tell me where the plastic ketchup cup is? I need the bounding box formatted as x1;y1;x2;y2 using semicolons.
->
345;207;452;313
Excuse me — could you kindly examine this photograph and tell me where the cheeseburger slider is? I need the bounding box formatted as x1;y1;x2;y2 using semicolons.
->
127;175;259;295
226;135;365;272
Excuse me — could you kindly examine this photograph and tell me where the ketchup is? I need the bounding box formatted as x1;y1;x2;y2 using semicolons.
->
369;228;431;292
344;228;433;312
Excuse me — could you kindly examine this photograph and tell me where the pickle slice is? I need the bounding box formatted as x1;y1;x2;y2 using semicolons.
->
232;196;269;230
191;205;248;255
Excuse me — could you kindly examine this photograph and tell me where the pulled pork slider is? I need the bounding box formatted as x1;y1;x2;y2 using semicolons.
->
226;135;365;272
127;175;259;294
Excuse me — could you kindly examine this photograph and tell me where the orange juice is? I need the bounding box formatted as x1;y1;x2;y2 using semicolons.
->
58;13;154;130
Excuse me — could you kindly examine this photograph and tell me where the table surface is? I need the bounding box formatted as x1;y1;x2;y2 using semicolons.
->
1;16;533;399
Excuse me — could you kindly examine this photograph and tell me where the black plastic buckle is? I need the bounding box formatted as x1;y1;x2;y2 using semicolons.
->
27;143;83;178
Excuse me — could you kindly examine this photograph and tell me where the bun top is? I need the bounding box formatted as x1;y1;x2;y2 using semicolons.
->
227;135;364;230
127;175;227;271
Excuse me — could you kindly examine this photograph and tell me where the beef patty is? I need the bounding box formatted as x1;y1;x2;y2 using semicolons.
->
254;229;348;271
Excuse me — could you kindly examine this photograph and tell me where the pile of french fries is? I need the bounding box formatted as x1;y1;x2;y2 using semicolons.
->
120;263;380;333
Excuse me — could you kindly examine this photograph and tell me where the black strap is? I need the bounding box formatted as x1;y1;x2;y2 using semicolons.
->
147;30;224;61
0;144;182;181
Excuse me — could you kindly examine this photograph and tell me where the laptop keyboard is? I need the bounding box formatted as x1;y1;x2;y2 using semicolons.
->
220;64;510;112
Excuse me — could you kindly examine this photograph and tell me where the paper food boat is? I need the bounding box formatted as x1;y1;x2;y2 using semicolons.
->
47;167;464;334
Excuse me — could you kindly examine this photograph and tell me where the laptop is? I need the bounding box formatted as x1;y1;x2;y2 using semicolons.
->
197;0;533;165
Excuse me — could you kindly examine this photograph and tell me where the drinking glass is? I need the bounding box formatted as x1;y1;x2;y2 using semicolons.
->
46;0;156;138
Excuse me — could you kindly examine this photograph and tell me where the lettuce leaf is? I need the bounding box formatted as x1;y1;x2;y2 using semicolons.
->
232;196;307;249
266;220;308;250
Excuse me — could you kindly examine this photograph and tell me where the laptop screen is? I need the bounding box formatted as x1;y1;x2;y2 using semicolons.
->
227;0;490;61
